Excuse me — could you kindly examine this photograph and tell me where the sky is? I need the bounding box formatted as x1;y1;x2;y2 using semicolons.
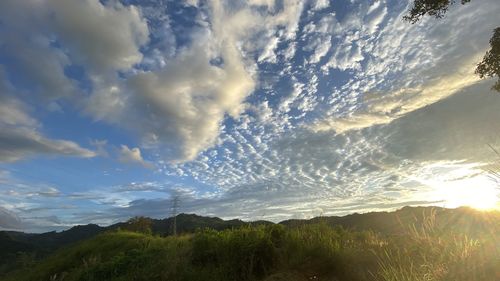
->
1;0;500;232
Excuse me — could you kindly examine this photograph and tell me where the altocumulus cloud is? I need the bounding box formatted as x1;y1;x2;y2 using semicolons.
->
1;0;500;231
1;0;257;162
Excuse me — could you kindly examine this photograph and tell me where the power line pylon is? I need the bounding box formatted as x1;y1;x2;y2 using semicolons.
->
171;195;180;236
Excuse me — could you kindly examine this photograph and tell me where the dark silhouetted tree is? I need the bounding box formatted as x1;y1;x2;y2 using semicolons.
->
476;27;500;92
404;0;500;92
403;0;471;23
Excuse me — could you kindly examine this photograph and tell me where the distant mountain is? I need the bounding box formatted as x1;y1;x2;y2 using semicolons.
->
1;206;499;268
3;207;500;281
0;213;273;264
3;223;105;254
280;206;500;237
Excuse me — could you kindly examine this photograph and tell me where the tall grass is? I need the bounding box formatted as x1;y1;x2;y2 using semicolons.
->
4;211;499;281
375;209;500;281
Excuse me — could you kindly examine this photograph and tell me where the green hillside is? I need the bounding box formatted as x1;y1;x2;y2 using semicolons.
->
0;213;274;268
3;208;500;281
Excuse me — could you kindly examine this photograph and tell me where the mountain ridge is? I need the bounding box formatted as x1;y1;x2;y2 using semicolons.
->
1;206;499;265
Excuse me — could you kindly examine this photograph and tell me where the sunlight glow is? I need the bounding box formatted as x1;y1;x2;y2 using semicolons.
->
416;162;500;211
436;177;499;210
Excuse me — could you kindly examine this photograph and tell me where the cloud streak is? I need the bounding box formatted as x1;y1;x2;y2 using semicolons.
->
0;69;95;162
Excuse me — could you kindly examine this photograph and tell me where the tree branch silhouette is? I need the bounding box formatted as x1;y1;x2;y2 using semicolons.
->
404;0;499;92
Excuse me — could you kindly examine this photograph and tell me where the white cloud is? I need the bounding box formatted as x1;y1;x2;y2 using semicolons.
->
278;81;304;113
0;0;149;103
3;0;500;230
162;83;500;222
323;40;364;71
82;0;310;162
0;207;22;230
127;29;255;161
0;0;75;99
13;80;500;228
0;126;96;163
312;0;500;133
249;0;276;9
364;2;387;33
47;0;149;72
258;36;280;63
0;0;149;162
302;13;339;64
118;145;152;168
0;70;96;162
0;174;84;232
311;0;329;11
159;0;500;217
0;97;36;128
1;0;313;164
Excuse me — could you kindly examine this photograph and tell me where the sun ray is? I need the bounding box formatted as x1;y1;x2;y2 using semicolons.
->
415;162;500;211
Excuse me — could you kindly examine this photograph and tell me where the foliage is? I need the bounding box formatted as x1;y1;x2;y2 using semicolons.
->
404;0;500;92
476;28;500;91
124;216;152;234
3;209;499;281
403;0;471;24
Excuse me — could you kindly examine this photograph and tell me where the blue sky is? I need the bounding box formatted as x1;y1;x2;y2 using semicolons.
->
1;0;500;232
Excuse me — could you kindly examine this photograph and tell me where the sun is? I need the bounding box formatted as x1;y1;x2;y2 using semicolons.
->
415;162;500;211
433;175;500;211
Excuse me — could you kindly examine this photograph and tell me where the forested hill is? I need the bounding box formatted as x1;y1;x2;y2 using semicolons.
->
1;206;499;281
280;206;500;236
1;206;499;266
0;213;272;262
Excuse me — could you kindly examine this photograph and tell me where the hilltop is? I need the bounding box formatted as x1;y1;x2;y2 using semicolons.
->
1;206;499;264
1;206;499;280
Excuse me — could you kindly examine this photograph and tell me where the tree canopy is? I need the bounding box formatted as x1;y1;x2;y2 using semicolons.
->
476;28;500;92
125;216;152;234
404;0;500;92
403;0;471;23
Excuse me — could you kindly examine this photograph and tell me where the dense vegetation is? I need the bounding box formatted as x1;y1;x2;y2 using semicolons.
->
0;213;273;269
2;208;499;281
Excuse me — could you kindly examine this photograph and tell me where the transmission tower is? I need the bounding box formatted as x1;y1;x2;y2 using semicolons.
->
171;195;180;236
